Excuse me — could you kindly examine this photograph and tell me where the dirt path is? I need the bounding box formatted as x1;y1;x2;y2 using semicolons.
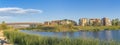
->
0;30;13;45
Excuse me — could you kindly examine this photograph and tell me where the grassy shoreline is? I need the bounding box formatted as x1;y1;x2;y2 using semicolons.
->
4;30;120;45
23;26;120;32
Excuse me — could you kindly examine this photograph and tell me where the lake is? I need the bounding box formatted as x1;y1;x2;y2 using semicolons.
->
20;30;120;41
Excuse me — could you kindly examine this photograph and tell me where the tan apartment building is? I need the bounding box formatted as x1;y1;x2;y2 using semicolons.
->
102;17;112;26
60;19;77;25
89;18;101;26
44;20;60;26
44;19;77;26
50;20;60;25
44;21;51;25
79;18;88;26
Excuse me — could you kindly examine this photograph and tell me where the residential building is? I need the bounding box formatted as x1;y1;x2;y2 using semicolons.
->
102;17;112;26
44;21;51;25
51;20;60;25
44;19;77;26
89;18;101;26
79;18;88;26
60;19;77;25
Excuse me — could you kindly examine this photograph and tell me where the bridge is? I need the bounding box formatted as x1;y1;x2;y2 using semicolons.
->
6;22;42;28
6;22;42;25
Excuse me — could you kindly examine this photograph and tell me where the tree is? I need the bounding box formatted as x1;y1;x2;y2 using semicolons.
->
0;21;7;30
112;19;116;26
91;21;101;26
112;18;120;26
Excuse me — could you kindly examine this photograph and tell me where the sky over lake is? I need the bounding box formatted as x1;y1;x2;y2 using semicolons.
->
0;0;120;23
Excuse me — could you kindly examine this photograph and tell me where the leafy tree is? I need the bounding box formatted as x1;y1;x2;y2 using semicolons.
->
0;21;8;30
112;18;120;26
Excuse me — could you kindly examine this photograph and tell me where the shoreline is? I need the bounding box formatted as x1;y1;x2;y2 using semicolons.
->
21;29;120;32
22;26;120;32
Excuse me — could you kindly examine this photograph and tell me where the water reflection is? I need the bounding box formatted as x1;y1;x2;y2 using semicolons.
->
105;30;112;41
53;32;58;37
81;31;86;39
69;32;74;38
92;31;99;39
20;30;120;41
62;32;67;37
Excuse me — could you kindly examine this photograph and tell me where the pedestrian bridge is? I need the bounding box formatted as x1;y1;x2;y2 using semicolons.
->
6;22;42;28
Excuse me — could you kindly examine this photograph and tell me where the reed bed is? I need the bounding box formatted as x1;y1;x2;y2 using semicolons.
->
4;31;120;45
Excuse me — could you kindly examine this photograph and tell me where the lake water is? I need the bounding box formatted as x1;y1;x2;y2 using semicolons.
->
20;30;120;41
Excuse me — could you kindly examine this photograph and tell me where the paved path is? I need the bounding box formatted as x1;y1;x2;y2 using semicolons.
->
0;30;13;45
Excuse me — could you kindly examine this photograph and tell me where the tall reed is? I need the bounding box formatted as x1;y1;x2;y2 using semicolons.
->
4;31;120;45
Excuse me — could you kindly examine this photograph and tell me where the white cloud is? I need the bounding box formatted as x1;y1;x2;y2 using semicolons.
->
0;16;12;19
0;7;43;14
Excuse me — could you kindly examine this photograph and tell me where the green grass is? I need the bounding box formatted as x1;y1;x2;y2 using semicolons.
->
78;26;120;31
24;25;79;32
23;25;120;32
4;30;120;45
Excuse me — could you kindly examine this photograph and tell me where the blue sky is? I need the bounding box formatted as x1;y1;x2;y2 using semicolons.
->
0;0;120;23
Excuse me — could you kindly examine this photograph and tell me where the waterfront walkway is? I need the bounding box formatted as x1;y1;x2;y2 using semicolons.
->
0;30;13;45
